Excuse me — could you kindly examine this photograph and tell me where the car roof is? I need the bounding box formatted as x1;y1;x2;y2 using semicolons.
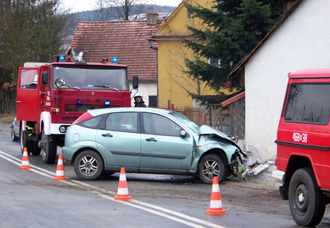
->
87;107;173;117
288;68;330;78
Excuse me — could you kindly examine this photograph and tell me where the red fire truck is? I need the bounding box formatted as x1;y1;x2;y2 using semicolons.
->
16;53;138;164
273;69;330;227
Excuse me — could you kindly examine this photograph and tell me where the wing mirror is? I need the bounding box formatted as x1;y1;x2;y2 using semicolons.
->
132;75;138;89
41;71;48;84
180;130;187;138
55;78;65;88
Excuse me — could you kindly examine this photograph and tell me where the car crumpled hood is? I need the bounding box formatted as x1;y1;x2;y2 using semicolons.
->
199;125;247;158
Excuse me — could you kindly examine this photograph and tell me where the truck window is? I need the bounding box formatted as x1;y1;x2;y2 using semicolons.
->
20;69;38;89
53;66;127;90
284;83;330;124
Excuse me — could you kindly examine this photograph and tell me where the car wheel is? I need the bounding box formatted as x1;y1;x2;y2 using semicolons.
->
74;150;104;180
198;154;226;184
288;168;325;227
41;128;57;164
11;126;19;142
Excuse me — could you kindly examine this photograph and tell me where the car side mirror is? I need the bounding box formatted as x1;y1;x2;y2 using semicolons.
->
41;71;48;84
180;130;187;138
132;75;138;89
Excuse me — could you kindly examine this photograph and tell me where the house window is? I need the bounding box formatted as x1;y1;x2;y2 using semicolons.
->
209;58;221;68
187;9;192;18
148;95;157;107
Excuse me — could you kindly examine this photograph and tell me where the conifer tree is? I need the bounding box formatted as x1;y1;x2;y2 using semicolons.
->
182;0;283;104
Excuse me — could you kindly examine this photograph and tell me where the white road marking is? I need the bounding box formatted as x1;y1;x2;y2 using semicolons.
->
0;150;225;228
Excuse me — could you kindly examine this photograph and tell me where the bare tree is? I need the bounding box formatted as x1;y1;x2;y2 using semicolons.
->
92;0;109;21
93;0;155;21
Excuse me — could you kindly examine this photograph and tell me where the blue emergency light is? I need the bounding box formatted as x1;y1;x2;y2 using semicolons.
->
59;54;65;62
104;100;110;106
77;99;82;105
112;56;118;63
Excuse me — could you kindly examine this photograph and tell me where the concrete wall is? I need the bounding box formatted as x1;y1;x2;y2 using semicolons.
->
245;0;330;160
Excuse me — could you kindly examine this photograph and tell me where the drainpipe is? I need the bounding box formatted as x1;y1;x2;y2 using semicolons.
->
148;39;158;107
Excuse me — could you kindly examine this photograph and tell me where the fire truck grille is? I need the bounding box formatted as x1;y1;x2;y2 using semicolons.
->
65;104;121;112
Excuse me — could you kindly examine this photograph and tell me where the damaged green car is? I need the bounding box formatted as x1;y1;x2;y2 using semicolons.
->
62;107;246;183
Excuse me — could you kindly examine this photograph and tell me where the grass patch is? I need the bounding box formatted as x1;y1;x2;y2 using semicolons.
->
0;114;15;123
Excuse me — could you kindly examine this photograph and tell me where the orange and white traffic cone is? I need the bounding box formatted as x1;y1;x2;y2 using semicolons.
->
19;147;31;169
114;167;132;201
206;176;228;215
53;154;67;180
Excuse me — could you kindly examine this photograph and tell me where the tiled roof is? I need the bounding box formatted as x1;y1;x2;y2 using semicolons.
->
221;91;245;107
71;20;162;82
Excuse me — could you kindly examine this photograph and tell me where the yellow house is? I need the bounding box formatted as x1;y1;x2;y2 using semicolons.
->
152;0;216;108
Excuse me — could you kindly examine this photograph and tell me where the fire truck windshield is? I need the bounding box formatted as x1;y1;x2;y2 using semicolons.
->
53;66;128;90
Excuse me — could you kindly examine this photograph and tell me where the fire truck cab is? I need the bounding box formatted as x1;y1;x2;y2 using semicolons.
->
16;55;138;164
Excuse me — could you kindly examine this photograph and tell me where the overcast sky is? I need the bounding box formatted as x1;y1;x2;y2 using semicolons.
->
60;0;182;13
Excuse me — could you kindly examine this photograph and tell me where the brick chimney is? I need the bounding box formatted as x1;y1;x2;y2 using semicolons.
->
146;12;159;25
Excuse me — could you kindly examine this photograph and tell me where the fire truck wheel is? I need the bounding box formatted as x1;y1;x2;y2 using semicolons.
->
74;150;104;180
41;128;57;164
289;168;325;227
20;128;32;155
31;135;41;156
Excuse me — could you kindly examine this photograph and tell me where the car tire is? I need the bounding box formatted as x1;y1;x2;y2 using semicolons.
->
41;128;57;164
11;126;19;142
288;168;325;227
198;154;226;184
74;150;104;180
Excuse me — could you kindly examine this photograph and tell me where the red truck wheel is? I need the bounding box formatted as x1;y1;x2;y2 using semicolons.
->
288;168;325;227
40;128;57;164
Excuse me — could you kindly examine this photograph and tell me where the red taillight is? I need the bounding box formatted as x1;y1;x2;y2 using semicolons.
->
72;112;93;125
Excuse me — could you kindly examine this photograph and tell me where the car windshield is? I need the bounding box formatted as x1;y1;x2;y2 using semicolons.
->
53;66;128;90
169;111;200;134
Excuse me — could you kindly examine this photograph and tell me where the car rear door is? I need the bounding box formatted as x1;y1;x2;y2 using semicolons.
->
139;112;194;171
95;112;140;170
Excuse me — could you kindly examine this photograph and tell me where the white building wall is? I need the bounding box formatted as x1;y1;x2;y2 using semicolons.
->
245;0;330;160
130;82;157;107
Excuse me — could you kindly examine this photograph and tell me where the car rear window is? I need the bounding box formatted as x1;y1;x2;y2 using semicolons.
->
284;83;330;125
80;115;103;128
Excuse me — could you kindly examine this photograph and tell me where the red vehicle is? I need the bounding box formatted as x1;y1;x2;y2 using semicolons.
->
273;69;330;227
16;54;138;164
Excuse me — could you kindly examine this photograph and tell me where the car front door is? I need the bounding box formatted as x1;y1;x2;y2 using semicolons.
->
139;112;194;171
95;112;140;170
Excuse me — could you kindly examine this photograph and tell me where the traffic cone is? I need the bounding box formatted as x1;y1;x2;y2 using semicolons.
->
19;147;31;169
53;154;67;180
114;167;132;201
206;176;228;215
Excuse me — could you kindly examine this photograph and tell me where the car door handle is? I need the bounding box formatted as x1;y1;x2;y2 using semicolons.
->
146;137;157;142
102;133;113;137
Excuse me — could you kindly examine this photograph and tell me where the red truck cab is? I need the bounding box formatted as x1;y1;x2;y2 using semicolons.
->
16;56;138;164
273;68;330;227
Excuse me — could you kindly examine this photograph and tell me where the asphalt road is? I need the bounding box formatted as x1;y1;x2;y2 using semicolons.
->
1;121;330;228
